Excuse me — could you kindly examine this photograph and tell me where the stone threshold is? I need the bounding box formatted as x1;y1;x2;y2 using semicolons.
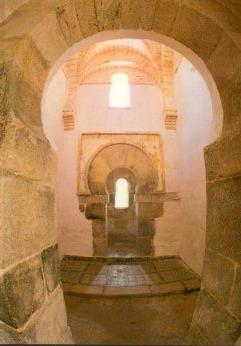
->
63;254;180;263
62;278;200;298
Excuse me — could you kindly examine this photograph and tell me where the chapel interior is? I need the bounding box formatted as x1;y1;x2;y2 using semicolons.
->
1;1;241;345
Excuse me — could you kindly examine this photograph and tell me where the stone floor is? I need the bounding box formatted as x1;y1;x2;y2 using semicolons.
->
65;293;198;345
61;256;200;297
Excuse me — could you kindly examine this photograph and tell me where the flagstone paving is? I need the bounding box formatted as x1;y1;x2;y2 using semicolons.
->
61;256;200;297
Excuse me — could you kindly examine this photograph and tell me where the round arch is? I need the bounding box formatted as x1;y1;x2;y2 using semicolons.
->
42;29;223;141
87;143;159;194
1;2;241;344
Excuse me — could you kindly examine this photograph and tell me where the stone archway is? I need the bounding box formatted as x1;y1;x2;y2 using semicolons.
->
1;1;241;344
84;143;162;256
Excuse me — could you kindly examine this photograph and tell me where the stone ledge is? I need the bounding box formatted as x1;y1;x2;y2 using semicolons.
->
64;283;104;296
62;281;198;298
183;279;201;292
62;254;180;263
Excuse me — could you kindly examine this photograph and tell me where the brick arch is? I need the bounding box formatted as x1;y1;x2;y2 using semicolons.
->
1;1;241;344
80;45;161;85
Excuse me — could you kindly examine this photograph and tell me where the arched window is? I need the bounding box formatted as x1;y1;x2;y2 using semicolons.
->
114;178;129;209
109;73;131;108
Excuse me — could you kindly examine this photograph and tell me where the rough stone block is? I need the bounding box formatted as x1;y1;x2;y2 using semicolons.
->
153;258;182;271
120;0;157;30
136;236;153;256
205;134;241;183
74;0;98;37
0;171;57;269
55;0;83;46
235;334;241;346
24;287;73;344
69;284;103;296
92;0;122;31
42;244;61;293
207;34;241;83
0;115;56;183
5;37;48;127
186;322;209;346
85;203;105;219
151;282;185;296
139;220;155;236
170;5;222;61
138;202;164;219
92;220;106;239
31;12;68;65
206;176;241;262
85;262;105;274
93;238;107;256
228;265;241;320
192;289;241;345
0;255;45;328
62;282;74;294
153;0;180;36
183;279;201;292
207;33;241;133
61;258;88;272
202;248;235;306
160;268;195;283
217;77;241;135
0;64;10;144
0;324;23;344
103;285;150;297
61;271;82;284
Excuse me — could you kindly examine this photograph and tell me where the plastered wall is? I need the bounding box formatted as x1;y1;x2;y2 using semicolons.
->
174;58;214;274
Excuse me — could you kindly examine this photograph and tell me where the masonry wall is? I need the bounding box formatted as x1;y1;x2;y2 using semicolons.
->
0;42;72;343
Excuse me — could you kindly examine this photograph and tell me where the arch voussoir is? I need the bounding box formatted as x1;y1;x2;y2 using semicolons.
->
0;1;241;344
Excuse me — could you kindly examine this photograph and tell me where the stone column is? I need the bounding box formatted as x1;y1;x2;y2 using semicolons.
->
137;220;155;256
92;220;107;256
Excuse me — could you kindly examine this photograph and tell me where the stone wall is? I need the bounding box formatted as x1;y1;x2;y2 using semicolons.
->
0;246;71;343
0;37;72;343
0;0;28;23
174;58;214;275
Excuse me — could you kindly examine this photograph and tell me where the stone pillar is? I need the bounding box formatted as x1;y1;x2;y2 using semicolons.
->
92;220;107;256
137;220;155;256
0;40;72;343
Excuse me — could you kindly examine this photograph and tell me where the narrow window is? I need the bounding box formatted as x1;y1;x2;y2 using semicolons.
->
109;73;130;108
114;178;129;209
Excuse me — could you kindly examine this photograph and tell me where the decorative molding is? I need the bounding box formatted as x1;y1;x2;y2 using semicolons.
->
165;108;178;130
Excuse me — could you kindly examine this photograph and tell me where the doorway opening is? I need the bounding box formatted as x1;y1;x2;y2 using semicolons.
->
43;36;221;275
41;31;223;344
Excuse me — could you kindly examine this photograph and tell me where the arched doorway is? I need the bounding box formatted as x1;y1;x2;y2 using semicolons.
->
1;2;241;344
85;143;161;257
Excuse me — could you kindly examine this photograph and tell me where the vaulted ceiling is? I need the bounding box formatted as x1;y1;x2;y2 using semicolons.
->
61;39;181;131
